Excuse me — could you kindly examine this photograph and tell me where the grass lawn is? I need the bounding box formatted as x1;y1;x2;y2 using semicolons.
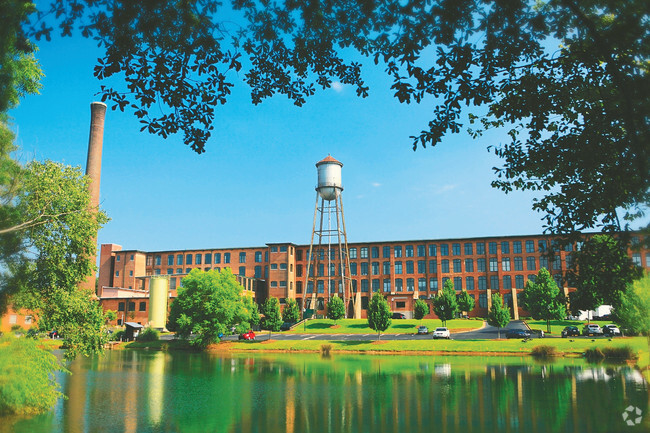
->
285;318;485;334
223;336;648;357
525;319;612;335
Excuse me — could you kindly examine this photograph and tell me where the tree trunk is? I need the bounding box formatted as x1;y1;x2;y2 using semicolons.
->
547;319;551;333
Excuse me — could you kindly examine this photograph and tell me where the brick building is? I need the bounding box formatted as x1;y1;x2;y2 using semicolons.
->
97;233;649;323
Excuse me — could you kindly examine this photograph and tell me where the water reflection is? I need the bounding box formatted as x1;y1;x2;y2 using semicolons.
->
2;351;648;433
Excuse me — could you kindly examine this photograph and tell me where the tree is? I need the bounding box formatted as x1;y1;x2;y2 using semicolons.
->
613;275;650;338
521;268;566;333
488;294;511;339
24;1;648;237
261;297;282;332
2;160;109;358
432;280;458;327
326;295;345;323
367;293;391;340
282;298;300;323
456;291;475;317
568;234;643;314
167;268;255;348
413;299;430;323
104;309;117;325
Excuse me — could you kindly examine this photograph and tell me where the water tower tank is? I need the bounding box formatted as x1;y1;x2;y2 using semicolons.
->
316;155;343;201
148;276;169;330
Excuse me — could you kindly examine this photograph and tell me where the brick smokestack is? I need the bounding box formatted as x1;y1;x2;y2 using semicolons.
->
81;102;107;294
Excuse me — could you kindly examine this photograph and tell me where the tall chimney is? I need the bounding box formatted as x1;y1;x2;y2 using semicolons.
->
81;102;106;294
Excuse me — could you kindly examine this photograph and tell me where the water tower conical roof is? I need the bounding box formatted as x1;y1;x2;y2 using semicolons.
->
316;155;343;167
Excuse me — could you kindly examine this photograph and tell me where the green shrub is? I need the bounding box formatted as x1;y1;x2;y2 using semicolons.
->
320;344;332;357
10;325;23;333
111;330;125;341
602;346;636;361
137;327;160;342
584;347;605;362
531;345;557;358
0;335;67;415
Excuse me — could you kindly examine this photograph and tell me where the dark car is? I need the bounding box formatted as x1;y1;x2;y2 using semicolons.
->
505;329;531;339
392;313;406;319
561;326;580;338
280;322;296;331
602;324;621;336
238;330;256;341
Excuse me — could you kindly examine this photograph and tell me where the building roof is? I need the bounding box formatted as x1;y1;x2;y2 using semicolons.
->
124;322;144;328
316;155;343;167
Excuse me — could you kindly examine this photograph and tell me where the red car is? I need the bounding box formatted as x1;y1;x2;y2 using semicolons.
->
238;330;256;341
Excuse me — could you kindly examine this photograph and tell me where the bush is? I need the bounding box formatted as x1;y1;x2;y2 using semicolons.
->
10;325;23;333
111;330;125;341
602;346;636;361
531;345;557;358
584;347;605;362
320;344;332;357
137;327;160;342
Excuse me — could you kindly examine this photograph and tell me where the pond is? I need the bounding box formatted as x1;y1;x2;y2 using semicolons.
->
2;350;648;433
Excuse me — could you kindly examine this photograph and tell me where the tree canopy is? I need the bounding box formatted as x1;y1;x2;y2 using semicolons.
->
432;279;458;327
487;293;510;338
456;291;475;316
326;295;345;323
17;0;648;237
613;274;650;337
261;297;283;332
167;268;256;348
413;299;430;322
367;292;391;340
521;267;566;333
282;298;300;323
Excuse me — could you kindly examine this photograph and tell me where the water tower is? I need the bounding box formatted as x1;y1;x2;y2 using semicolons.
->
304;156;360;319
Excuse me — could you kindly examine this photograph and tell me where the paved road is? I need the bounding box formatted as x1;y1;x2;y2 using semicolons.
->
214;320;539;341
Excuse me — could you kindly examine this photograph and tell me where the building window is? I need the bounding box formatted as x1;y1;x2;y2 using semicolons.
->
490;275;499;290
514;257;523;271
476;258;485;272
526;240;535;253
214;253;221;264
280;263;288;270
265;251;269;262
280;281;287;288
478;276;487;290
405;245;414;257
394;261;402;274
129;270;133;277
280;246;288;252
442;277;450;286
429;278;438;291
418;278;426;290
645;254;650;267
239;252;246;263
564;243;573;252
465;259;474;272
395;278;403;292
474;243;484;255
540;256;549;269
553;274;563;287
452;243;461;255
527;257;536;271
205;254;212;265
453;259;462;273
382;246;390;258
194;254;201;265
128;302;136;312
441;260;449;273
440;244;449;256
429;260;437;273
429;244;437;256
383;279;391;292
371;247;379;258
254;266;262;278
466;276;475;290
153;255;160;266
464;243;473;255
359;279;368;292
371;262;380;275
513;241;522;254
167;269;173;275
167;255;174;266
186;254;192;265
271;263;278;271
502;258;511;272
239;266;246;277
501;241;510;254
254;251;262;263
349;248;357;259
146;256;152;266
417;260;426;273
184;269;189;274
361;262;369;275
271;281;278;287
406;260;414;274
538;240;547;253
488;242;497;255
553;256;561;270
406;278;414;291
139;302;146;312
453;277;462;290
394;246;402;258
515;275;524;289
489;258;498;272
170;278;177;290
224;253;230;264
115;270;119;277
417;245;426;257
270;246;278;253
479;294;487;308
296;281;303;294
118;302;125;311
503;275;512;290
360;247;369;259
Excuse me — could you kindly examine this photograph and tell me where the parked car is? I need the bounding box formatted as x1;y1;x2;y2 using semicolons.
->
238;330;256;341
505;329;531;339
280;322;296;331
561;326;580;338
602;324;621;336
529;329;545;338
48;330;59;339
392;313;406;319
417;326;429;335
432;327;450;339
582;324;603;336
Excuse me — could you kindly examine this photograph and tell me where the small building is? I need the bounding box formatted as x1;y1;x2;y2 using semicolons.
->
124;322;144;341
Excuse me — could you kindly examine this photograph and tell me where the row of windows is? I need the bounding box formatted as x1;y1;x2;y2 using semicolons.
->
117;301;147;312
115;254;135;262
150;251;268;267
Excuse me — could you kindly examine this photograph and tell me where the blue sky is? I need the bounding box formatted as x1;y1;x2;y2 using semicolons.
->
9;26;625;252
